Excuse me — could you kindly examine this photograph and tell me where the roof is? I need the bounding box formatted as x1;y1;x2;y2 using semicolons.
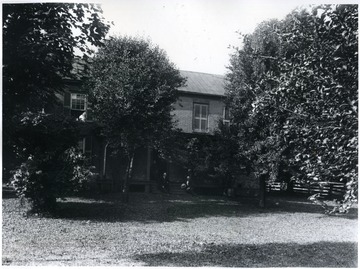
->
179;70;225;97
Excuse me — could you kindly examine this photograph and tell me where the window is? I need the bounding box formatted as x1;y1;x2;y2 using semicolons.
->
77;137;93;157
77;138;86;154
223;106;231;127
194;103;208;132
71;93;87;111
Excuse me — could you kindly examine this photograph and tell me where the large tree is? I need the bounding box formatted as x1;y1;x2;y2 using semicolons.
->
226;5;358;212
3;3;110;178
88;36;185;202
225;19;283;206
3;3;110;212
271;5;358;212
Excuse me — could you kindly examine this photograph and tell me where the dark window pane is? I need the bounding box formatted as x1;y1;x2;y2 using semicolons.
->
195;119;200;129
201;105;207;117
201;119;207;130
224;107;230;120
194;105;200;117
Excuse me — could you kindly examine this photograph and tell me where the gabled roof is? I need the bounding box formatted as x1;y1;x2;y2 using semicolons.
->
179;70;225;97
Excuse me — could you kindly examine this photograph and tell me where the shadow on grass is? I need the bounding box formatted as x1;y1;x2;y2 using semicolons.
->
133;241;358;267
49;193;357;222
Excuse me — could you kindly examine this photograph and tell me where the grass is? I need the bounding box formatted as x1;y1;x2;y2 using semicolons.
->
2;192;358;266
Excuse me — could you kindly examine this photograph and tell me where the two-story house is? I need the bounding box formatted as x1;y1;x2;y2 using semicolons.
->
62;68;258;196
165;71;228;188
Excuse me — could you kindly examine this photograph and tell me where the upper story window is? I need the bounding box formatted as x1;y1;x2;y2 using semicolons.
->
194;103;208;132
71;93;87;111
223;106;231;127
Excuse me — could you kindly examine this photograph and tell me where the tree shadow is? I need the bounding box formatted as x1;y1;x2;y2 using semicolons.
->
53;200;128;222
49;193;357;222
133;241;358;267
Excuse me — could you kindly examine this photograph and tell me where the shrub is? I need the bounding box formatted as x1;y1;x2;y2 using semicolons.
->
10;111;93;213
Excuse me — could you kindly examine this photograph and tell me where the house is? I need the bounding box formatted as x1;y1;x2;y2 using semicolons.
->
173;70;228;134
62;69;258;196
166;71;229;187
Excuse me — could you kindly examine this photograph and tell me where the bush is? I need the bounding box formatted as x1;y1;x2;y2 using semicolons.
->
12;148;93;212
10;111;93;213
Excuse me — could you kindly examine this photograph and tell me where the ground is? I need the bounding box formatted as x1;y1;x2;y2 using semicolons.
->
2;192;358;266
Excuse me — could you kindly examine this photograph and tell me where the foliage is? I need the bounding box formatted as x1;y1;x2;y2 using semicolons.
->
87;36;185;201
226;5;358;212
3;3;110;115
226;19;284;180
10;112;93;213
184;137;209;177
174;124;249;191
2;3;110;180
206;123;250;189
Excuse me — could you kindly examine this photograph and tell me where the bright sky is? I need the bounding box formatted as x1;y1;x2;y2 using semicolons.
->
100;0;357;75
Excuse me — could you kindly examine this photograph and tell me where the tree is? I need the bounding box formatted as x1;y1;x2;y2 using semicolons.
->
207;123;249;194
225;19;284;206
88;36;185;202
3;3;110;212
3;3;110;178
226;5;358;213
269;5;358;213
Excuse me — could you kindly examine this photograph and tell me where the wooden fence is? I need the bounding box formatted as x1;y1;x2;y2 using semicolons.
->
266;181;346;199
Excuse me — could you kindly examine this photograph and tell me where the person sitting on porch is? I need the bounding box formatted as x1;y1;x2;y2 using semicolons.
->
161;172;170;193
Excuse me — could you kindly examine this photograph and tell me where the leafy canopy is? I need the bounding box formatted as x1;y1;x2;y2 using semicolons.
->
88;36;185;154
3;3;110;129
3;3;110;177
226;5;358;212
3;3;110;211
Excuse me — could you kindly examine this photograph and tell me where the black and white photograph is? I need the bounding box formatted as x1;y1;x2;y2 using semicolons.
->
2;0;358;266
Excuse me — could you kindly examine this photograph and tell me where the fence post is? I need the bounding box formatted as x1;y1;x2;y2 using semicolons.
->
329;184;333;199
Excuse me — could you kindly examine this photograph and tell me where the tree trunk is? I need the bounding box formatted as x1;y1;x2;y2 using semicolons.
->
259;174;267;208
102;142;109;179
122;151;135;203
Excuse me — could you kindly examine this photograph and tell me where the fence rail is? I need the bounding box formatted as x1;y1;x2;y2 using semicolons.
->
266;181;346;198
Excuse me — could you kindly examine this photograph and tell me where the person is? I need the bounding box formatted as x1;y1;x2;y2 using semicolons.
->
182;173;195;195
161;172;170;193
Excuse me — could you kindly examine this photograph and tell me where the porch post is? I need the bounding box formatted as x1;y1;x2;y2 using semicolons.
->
145;147;152;193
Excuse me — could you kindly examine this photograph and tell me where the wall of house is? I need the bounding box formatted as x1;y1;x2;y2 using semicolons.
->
172;94;225;134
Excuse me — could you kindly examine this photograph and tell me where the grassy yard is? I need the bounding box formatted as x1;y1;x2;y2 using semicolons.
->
2;192;358;266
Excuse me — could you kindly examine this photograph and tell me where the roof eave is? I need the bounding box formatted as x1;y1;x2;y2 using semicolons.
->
177;90;225;98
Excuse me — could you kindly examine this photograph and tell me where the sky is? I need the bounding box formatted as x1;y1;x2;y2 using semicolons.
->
100;0;357;75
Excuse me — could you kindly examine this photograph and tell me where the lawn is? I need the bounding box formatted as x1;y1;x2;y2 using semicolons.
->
2;192;358;266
